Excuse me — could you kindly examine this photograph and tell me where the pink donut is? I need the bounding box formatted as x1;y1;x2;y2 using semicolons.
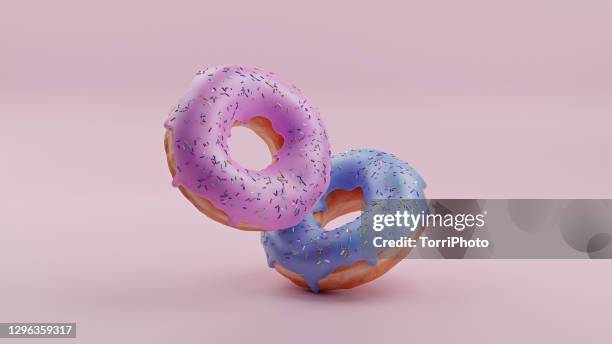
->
164;65;331;231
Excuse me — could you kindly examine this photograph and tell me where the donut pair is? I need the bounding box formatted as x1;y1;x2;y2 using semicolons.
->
164;65;427;292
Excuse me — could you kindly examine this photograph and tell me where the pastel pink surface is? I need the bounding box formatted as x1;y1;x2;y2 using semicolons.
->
1;1;612;343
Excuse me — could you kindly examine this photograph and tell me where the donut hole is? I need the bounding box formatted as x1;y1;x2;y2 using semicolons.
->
229;116;284;170
314;188;364;231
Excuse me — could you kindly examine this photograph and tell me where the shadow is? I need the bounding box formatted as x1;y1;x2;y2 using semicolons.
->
255;272;417;304
63;263;416;312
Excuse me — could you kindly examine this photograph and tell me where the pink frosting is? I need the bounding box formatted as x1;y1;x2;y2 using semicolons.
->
164;65;331;230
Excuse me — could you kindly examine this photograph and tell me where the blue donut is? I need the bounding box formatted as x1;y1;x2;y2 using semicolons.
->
261;149;427;292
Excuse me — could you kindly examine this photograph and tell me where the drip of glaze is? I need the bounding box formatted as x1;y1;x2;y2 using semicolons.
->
261;149;428;292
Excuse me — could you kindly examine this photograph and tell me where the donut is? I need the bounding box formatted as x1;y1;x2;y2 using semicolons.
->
261;149;428;292
164;65;331;231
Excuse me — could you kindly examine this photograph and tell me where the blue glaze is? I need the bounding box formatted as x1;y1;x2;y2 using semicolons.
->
261;149;427;292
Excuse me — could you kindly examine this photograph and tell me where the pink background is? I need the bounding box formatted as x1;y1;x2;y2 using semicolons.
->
1;0;611;343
